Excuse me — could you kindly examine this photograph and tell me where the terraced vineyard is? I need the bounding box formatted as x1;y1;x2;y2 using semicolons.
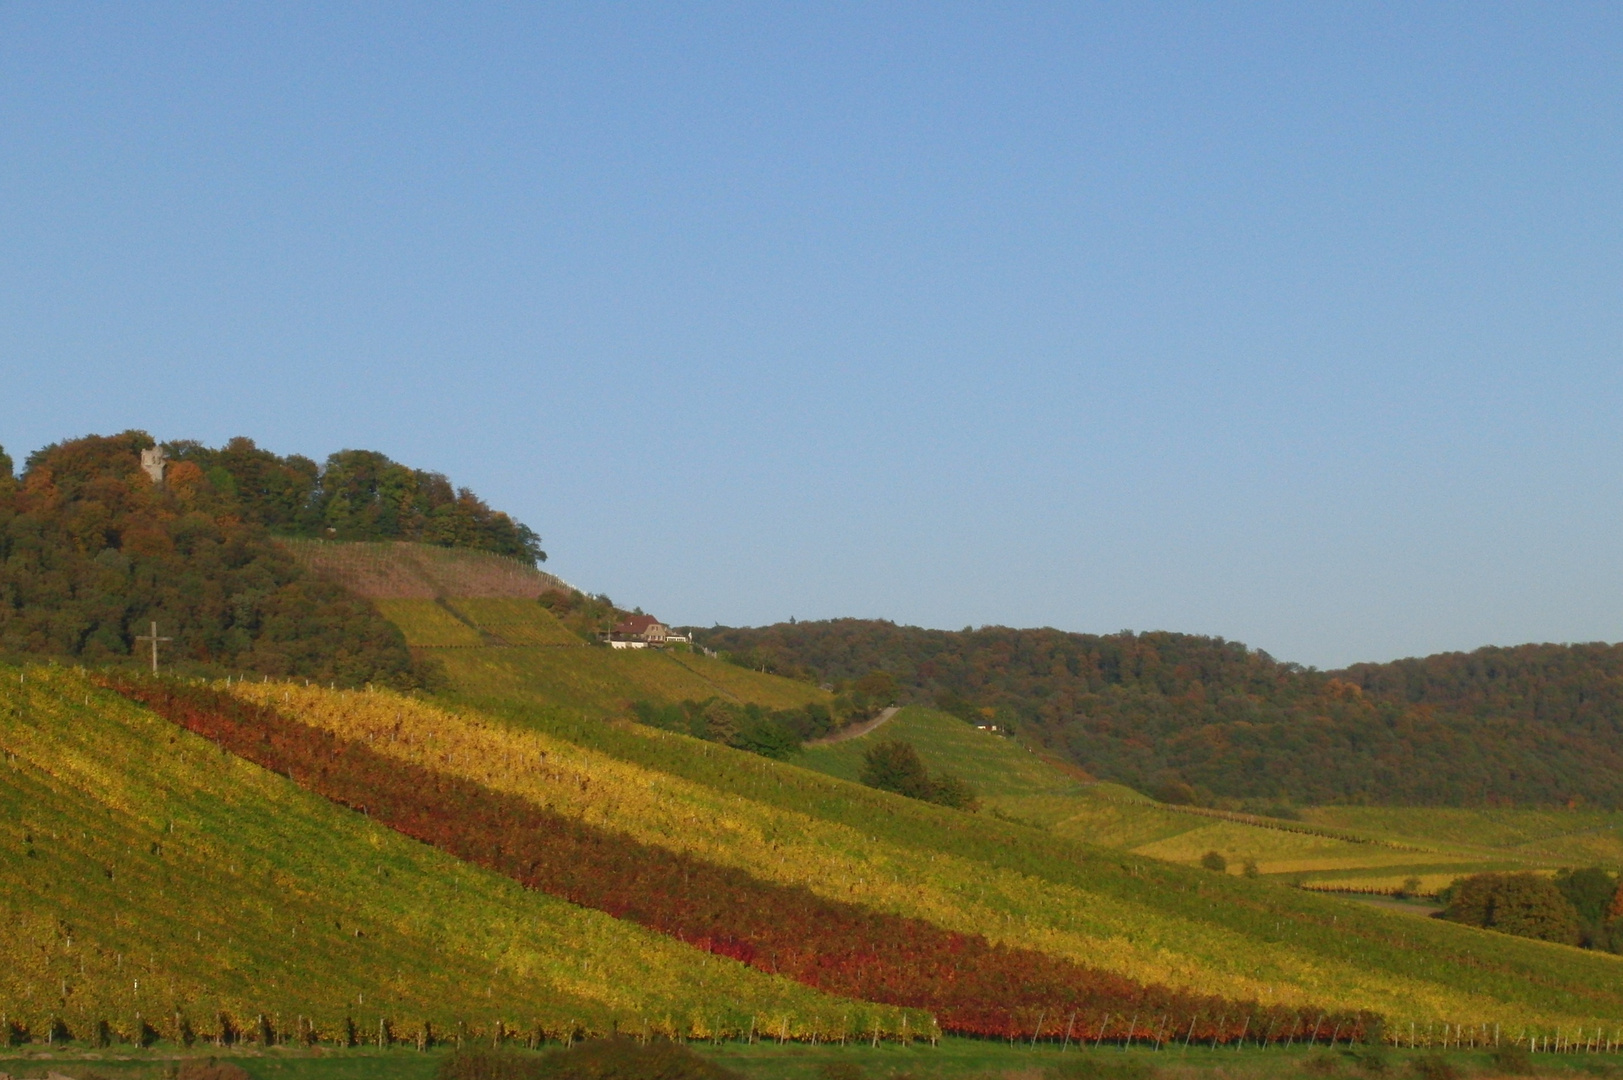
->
0;665;886;1045
281;539;566;600
227;680;1623;1035
435;646;829;715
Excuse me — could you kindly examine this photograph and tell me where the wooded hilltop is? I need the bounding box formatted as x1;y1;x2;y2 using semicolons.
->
0;431;544;687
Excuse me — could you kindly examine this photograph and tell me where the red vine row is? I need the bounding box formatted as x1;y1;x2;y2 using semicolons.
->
101;675;1363;1042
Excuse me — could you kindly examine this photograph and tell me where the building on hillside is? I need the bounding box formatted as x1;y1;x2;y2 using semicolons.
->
609;614;668;649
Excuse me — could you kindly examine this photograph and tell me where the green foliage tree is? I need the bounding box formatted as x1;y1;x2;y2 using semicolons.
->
861;739;936;801
1438;872;1583;945
1554;866;1617;947
860;739;979;810
629;697;810;760
1200;851;1228;873
171;438;545;564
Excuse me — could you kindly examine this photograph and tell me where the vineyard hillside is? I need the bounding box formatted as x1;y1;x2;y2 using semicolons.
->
233;679;1623;1035
281;539;567;600
0;664;882;1044
433;640;829;714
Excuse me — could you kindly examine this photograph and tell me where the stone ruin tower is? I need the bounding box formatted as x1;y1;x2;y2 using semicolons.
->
140;446;167;485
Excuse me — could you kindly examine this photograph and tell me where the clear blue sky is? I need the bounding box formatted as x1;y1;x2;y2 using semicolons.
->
2;4;1619;669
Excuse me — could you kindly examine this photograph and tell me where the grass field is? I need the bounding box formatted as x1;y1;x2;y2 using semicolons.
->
7;1033;1623;1080
0;665;881;1043
234;681;1623;1032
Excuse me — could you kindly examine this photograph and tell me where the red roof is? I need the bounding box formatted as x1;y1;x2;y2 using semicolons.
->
613;614;664;635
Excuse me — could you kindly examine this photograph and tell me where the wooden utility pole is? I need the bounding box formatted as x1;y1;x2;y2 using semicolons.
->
134;621;172;673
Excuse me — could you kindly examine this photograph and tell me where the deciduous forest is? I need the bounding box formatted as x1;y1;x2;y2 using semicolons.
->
0;432;544;686
697;620;1623;809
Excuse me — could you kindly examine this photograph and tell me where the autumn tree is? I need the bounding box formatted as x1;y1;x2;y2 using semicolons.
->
861;739;978;810
1438;872;1582;945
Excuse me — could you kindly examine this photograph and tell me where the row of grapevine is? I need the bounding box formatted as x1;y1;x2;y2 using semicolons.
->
226;680;1538;1027
102;676;1355;1042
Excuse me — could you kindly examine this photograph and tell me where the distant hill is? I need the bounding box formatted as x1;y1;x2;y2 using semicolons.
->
695;620;1623;809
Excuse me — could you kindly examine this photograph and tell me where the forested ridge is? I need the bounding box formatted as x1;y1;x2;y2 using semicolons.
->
169;435;544;563
696;620;1623;809
0;431;542;685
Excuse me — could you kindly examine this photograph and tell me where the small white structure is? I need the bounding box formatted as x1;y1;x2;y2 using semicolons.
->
140;446;168;485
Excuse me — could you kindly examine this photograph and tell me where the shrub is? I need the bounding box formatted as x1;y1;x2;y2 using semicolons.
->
1046;1056;1156;1080
437;1048;544;1080
1200;851;1228;873
861;739;979;810
1303;1051;1342;1076
1409;1054;1458;1080
176;1061;252;1080
1437;872;1582;945
1242;860;1260;879
538;1038;743;1080
1352;1046;1389;1074
1489;1043;1532;1075
818;1065;867;1080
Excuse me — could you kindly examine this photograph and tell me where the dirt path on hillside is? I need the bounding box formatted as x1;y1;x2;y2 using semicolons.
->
807;706;901;746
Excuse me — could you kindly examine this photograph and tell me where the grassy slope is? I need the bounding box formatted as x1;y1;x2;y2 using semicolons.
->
240;682;1623;1031
797;706;1089;798
0;665;868;1041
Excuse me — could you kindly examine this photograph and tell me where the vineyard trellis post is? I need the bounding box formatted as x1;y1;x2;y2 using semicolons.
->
1125;1014;1137;1051
1234;1015;1249;1051
1212;1014;1226;1050
1184;1014;1199;1052
1061;1011;1076;1053
1031;1011;1046;1050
